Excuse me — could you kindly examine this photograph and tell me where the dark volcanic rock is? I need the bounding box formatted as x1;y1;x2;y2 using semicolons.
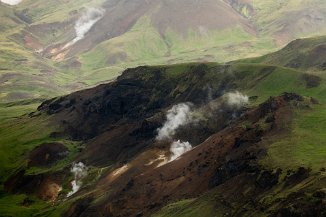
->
284;167;310;187
65;197;93;217
255;169;281;189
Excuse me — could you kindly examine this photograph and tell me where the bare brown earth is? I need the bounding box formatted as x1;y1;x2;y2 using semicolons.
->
151;0;254;35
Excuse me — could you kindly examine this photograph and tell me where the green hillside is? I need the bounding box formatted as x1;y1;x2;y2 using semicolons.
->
1;0;326;102
0;1;325;216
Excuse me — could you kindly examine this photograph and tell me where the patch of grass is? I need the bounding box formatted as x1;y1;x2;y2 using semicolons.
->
0;114;55;182
236;63;326;104
0;99;41;123
0;193;49;217
152;198;220;217
163;63;198;78
0;191;75;217
262;104;326;171
78;66;123;86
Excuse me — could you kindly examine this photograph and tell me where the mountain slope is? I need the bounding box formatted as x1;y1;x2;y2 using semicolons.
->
1;0;326;102
244;36;326;71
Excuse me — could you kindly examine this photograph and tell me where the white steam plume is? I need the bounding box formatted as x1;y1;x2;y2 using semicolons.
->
67;162;88;197
224;91;249;108
169;140;192;162
156;92;248;163
1;0;22;5
156;103;194;141
73;8;105;43
64;8;104;49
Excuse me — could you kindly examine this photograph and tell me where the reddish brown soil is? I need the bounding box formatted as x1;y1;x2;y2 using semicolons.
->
23;34;42;51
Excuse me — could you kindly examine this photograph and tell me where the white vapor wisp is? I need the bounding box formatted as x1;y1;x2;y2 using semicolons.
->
74;8;105;43
156;103;194;141
67;162;88;197
224;91;249;108
64;7;104;49
169;140;192;162
1;0;22;5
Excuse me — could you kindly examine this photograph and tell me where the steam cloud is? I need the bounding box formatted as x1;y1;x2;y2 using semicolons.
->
63;7;104;49
156;91;248;162
67;162;88;197
1;0;22;5
169;140;192;162
73;8;105;43
224;91;249;108
156;103;195;141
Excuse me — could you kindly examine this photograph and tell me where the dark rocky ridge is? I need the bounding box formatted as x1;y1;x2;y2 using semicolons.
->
37;64;252;166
